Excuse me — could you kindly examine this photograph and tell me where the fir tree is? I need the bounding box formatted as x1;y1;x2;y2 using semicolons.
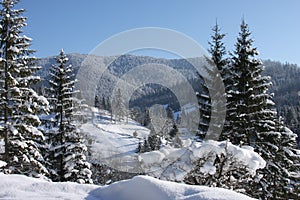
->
226;19;277;145
46;50;92;183
148;126;161;151
102;96;106;110
112;88;125;122
198;21;228;140
0;0;48;177
225;19;298;199
94;95;99;108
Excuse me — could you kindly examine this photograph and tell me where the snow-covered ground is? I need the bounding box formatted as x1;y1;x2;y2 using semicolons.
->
0;108;263;199
0;173;256;200
80;108;265;181
78;108;265;182
80;108;150;172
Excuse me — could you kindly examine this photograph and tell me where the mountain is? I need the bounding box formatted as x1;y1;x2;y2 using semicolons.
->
36;54;300;144
36;53;206;110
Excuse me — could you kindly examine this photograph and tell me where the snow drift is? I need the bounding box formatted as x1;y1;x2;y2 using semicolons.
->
0;173;255;200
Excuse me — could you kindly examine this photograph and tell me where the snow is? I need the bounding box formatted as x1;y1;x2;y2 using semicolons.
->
0;160;7;168
0;139;4;153
80;109;265;180
0;173;256;200
8;46;20;53
139;140;265;180
192;140;266;175
81;109;150;171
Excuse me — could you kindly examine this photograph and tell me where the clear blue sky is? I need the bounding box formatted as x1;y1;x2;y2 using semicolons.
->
18;0;300;65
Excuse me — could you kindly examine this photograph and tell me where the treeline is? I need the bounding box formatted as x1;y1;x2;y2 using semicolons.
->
0;0;92;183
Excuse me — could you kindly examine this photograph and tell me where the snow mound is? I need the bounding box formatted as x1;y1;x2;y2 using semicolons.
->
0;173;97;200
89;175;256;200
139;140;266;181
0;173;255;200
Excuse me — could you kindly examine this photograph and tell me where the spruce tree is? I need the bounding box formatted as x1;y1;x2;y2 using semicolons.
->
94;95;99;108
208;21;229;80
226;19;299;199
198;21;228;140
147;125;161;151
112;88;125;122
0;0;48;177
46;50;92;183
226;19;277;145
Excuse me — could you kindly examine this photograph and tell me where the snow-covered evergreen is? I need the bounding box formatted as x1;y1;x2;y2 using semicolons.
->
45;50;92;183
197;22;228;140
112;88;126;122
223;19;299;199
0;0;48;177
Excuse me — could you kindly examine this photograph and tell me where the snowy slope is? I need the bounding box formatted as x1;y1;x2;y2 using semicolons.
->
80;108;265;180
80;109;150;172
0;173;256;200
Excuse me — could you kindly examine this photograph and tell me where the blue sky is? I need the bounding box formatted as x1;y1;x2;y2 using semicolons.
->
18;0;300;65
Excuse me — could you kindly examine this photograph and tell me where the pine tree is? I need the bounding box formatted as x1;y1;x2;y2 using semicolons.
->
94;95;99;108
198;21;228;140
225;19;298;199
148;126;161;151
0;0;48;177
226;19;277;145
46;50;92;183
102;96;106;110
112;88;125;122
169;124;183;148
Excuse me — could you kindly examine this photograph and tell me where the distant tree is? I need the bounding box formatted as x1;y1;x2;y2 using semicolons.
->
143;109;151;127
133;131;138;138
94;95;100;108
141;138;151;153
166;106;174;122
45;50;92;183
147;126;161;151
0;0;49;177
136;142;142;153
101;96;106;110
106;97;111;112
169;123;179;138
112;88;125;122
169;124;183;148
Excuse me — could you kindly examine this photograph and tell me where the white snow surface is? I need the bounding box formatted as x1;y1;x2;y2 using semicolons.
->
80;108;265;180
81;109;150;171
139;140;266;181
0;173;256;200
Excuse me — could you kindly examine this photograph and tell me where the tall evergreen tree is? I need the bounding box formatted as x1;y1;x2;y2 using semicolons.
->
46;50;92;183
112;88;125;122
0;0;48;177
226;19;277;145
198;21;228;140
225;19;299;199
208;21;229;78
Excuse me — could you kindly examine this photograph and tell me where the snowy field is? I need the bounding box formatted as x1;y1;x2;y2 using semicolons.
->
0;173;256;200
80;109;150;171
80;108;265;180
0;108;263;199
